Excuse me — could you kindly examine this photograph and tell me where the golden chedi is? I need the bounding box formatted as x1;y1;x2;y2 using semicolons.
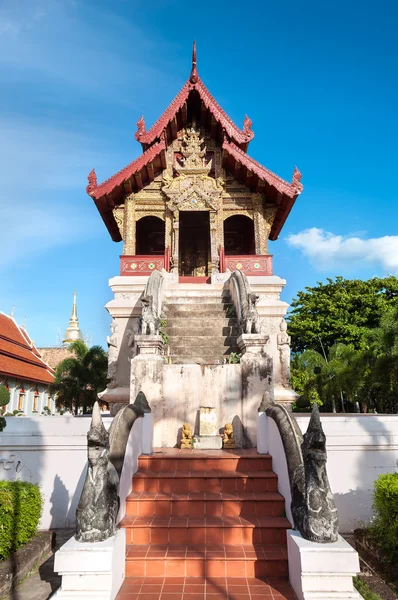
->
180;423;193;449
223;423;235;448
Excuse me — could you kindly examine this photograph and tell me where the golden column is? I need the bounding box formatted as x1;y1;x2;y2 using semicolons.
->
123;195;136;255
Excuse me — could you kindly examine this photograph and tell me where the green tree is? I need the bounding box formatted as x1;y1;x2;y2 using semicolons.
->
49;340;107;415
362;305;398;412
0;385;10;432
288;276;398;354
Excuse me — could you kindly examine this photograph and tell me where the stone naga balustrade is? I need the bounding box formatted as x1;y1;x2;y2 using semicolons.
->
228;269;261;335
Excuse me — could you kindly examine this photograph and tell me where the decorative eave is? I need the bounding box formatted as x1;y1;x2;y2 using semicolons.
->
135;80;254;150
222;140;303;240
135;43;254;150
86;140;167;241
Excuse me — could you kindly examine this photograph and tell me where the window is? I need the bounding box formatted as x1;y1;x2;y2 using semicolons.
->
18;393;24;411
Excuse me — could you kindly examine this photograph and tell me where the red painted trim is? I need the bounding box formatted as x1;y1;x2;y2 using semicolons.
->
120;255;165;276
178;276;211;284
222;254;273;276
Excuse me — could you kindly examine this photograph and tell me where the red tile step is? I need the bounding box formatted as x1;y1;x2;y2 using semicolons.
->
138;452;273;473
119;515;290;546
126;491;286;518
116;575;298;600
132;471;279;494
125;544;288;578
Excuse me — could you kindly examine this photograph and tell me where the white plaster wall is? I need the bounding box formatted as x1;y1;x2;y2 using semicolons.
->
157;363;243;447
0;416;116;529
258;412;398;533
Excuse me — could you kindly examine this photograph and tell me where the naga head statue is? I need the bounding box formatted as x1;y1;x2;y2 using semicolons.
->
301;403;327;467
87;402;109;468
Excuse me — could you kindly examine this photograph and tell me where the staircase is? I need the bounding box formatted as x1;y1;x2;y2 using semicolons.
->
162;287;240;364
118;449;297;599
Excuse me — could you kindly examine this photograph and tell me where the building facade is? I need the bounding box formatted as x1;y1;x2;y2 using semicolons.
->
0;312;55;416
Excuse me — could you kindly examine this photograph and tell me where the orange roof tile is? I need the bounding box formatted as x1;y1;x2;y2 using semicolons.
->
0;312;54;385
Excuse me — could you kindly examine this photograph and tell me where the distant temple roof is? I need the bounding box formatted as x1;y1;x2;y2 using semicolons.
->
0;313;54;384
87;42;303;242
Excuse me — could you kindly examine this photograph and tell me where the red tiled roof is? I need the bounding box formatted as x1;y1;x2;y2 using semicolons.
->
0;313;54;385
87;139;166;200
135;78;253;147
222;140;302;198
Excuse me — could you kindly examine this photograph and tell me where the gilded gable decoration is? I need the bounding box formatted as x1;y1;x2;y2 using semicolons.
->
162;127;224;212
112;206;125;239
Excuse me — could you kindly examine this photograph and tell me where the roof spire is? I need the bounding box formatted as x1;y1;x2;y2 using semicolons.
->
63;290;83;345
190;40;198;84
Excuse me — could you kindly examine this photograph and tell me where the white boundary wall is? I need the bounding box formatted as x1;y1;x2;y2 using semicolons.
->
0;415;145;529
258;413;398;532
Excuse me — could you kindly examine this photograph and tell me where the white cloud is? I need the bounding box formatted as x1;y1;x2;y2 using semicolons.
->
286;228;398;274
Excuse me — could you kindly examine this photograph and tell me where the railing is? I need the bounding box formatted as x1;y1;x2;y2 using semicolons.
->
120;247;171;275
218;247;273;276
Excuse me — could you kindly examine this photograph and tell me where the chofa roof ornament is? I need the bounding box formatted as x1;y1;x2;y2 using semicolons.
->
190;40;198;84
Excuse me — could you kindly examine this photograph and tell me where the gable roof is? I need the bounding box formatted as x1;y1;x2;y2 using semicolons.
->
134;78;254;149
87;43;303;242
0;313;54;385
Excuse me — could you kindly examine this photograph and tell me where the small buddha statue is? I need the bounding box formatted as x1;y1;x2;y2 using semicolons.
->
223;423;235;448
180;423;193;449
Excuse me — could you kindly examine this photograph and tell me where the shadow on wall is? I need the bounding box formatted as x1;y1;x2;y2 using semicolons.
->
49;466;87;529
348;415;398;529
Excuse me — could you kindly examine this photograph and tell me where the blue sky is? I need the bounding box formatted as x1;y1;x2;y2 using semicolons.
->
1;0;397;347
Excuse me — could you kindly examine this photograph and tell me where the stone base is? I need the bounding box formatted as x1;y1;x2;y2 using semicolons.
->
287;530;361;600
53;529;125;600
194;435;223;450
135;335;164;356
237;334;269;355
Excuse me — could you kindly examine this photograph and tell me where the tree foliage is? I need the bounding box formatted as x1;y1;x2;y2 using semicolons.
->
288;276;398;354
291;299;398;413
48;340;107;415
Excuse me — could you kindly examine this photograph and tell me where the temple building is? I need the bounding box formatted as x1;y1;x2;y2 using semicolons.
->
0;312;55;415
88;44;302;280
88;44;303;447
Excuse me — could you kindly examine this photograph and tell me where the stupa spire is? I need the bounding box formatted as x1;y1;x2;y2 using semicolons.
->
190;40;198;84
63;290;83;344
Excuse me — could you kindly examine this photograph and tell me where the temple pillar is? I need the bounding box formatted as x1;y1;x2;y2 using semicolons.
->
209;210;219;274
253;195;268;255
171;210;179;274
165;209;173;257
123;196;136;255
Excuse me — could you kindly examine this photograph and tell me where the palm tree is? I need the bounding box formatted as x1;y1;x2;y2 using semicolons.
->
49;340;108;415
363;305;398;412
292;343;362;412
